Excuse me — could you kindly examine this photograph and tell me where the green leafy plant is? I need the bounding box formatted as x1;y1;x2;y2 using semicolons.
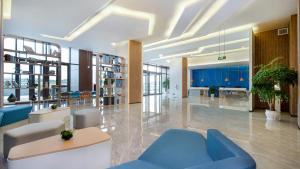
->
162;78;170;92
7;93;17;102
51;104;57;110
209;86;216;95
251;58;297;111
61;130;73;141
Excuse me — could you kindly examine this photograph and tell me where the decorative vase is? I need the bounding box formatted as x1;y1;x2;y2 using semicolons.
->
265;109;281;121
210;94;215;101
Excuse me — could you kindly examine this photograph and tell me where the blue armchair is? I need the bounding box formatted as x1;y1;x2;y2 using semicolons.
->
110;129;256;169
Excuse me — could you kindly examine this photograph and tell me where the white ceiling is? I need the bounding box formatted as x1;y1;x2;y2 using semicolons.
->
3;0;298;60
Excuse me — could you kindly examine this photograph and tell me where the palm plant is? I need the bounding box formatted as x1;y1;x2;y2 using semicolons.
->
251;58;297;111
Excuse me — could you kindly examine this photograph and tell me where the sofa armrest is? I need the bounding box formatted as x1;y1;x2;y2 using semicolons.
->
207;129;253;161
184;157;256;169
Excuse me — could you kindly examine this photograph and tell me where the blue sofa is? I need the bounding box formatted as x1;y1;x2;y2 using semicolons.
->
0;105;32;127
110;129;256;169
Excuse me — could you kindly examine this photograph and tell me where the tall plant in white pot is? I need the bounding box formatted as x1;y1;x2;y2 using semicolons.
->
251;58;297;120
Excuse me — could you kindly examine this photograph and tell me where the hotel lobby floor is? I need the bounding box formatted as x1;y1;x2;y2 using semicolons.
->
0;95;299;169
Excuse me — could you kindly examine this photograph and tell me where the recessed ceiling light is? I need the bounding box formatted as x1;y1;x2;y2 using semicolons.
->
111;42;117;46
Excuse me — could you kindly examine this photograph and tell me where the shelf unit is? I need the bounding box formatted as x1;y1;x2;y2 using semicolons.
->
2;35;63;107
95;53;127;108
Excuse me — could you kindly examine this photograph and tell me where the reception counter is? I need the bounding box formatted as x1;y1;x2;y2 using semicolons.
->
8;127;112;169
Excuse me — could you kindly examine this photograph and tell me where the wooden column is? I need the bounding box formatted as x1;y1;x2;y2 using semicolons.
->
79;50;93;91
298;1;300;128
128;40;142;104
254;29;289;112
289;14;298;117
182;57;188;98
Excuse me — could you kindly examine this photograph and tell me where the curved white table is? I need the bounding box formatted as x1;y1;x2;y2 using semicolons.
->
8;127;112;169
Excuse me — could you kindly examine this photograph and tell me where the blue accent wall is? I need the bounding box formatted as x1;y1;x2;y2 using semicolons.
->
191;65;249;89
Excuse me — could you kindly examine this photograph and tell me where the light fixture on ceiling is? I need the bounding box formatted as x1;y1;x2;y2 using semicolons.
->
111;42;117;47
239;65;244;82
182;0;229;37
3;0;12;20
144;0;230;49
165;0;198;37
166;59;170;63
144;24;253;52
41;3;155;41
156;38;249;61
159;54;164;58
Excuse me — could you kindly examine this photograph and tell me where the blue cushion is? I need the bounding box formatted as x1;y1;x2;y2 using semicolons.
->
109;160;166;169
139;129;212;169
0;105;32;127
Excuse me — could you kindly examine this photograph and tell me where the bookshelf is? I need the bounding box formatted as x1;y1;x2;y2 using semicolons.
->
2;35;63;107
95;53;126;108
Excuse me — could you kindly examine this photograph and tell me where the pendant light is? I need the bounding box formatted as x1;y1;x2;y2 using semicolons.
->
223;27;229;82
201;69;204;82
239;65;244;82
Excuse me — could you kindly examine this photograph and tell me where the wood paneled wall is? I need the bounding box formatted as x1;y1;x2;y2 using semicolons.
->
254;29;290;112
289;14;298;117
182;57;188;98
79;50;93;91
128;40;142;104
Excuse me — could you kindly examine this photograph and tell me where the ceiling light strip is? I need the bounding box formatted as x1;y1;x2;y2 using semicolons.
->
183;0;229;36
144;0;229;48
165;0;199;37
41;1;155;41
144;24;252;52
150;39;249;61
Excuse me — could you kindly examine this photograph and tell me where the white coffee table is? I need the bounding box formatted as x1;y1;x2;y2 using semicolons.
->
8;127;112;169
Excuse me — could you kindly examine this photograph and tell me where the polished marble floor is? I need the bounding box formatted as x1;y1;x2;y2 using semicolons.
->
0;95;300;169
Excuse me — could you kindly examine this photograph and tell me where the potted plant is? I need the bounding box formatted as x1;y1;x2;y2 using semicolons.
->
209;86;216;99
51;104;58;110
61;130;73;141
7;93;17;102
251;58;297;121
162;78;170;93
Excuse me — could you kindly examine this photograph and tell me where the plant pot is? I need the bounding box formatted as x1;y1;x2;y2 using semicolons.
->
210;94;215;101
265;109;281;121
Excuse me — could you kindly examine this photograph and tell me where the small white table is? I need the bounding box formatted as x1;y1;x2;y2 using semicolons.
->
8;127;112;169
29;107;71;129
219;87;248;97
189;87;209;96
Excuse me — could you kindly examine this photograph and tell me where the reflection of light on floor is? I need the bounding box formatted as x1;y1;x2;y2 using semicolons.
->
149;132;160;137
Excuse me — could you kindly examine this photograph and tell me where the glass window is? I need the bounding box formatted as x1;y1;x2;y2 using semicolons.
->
36;42;43;54
70;48;79;64
70;65;79;91
17;38;24;51
61;47;70;63
23;40;35;52
4;37;16;50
